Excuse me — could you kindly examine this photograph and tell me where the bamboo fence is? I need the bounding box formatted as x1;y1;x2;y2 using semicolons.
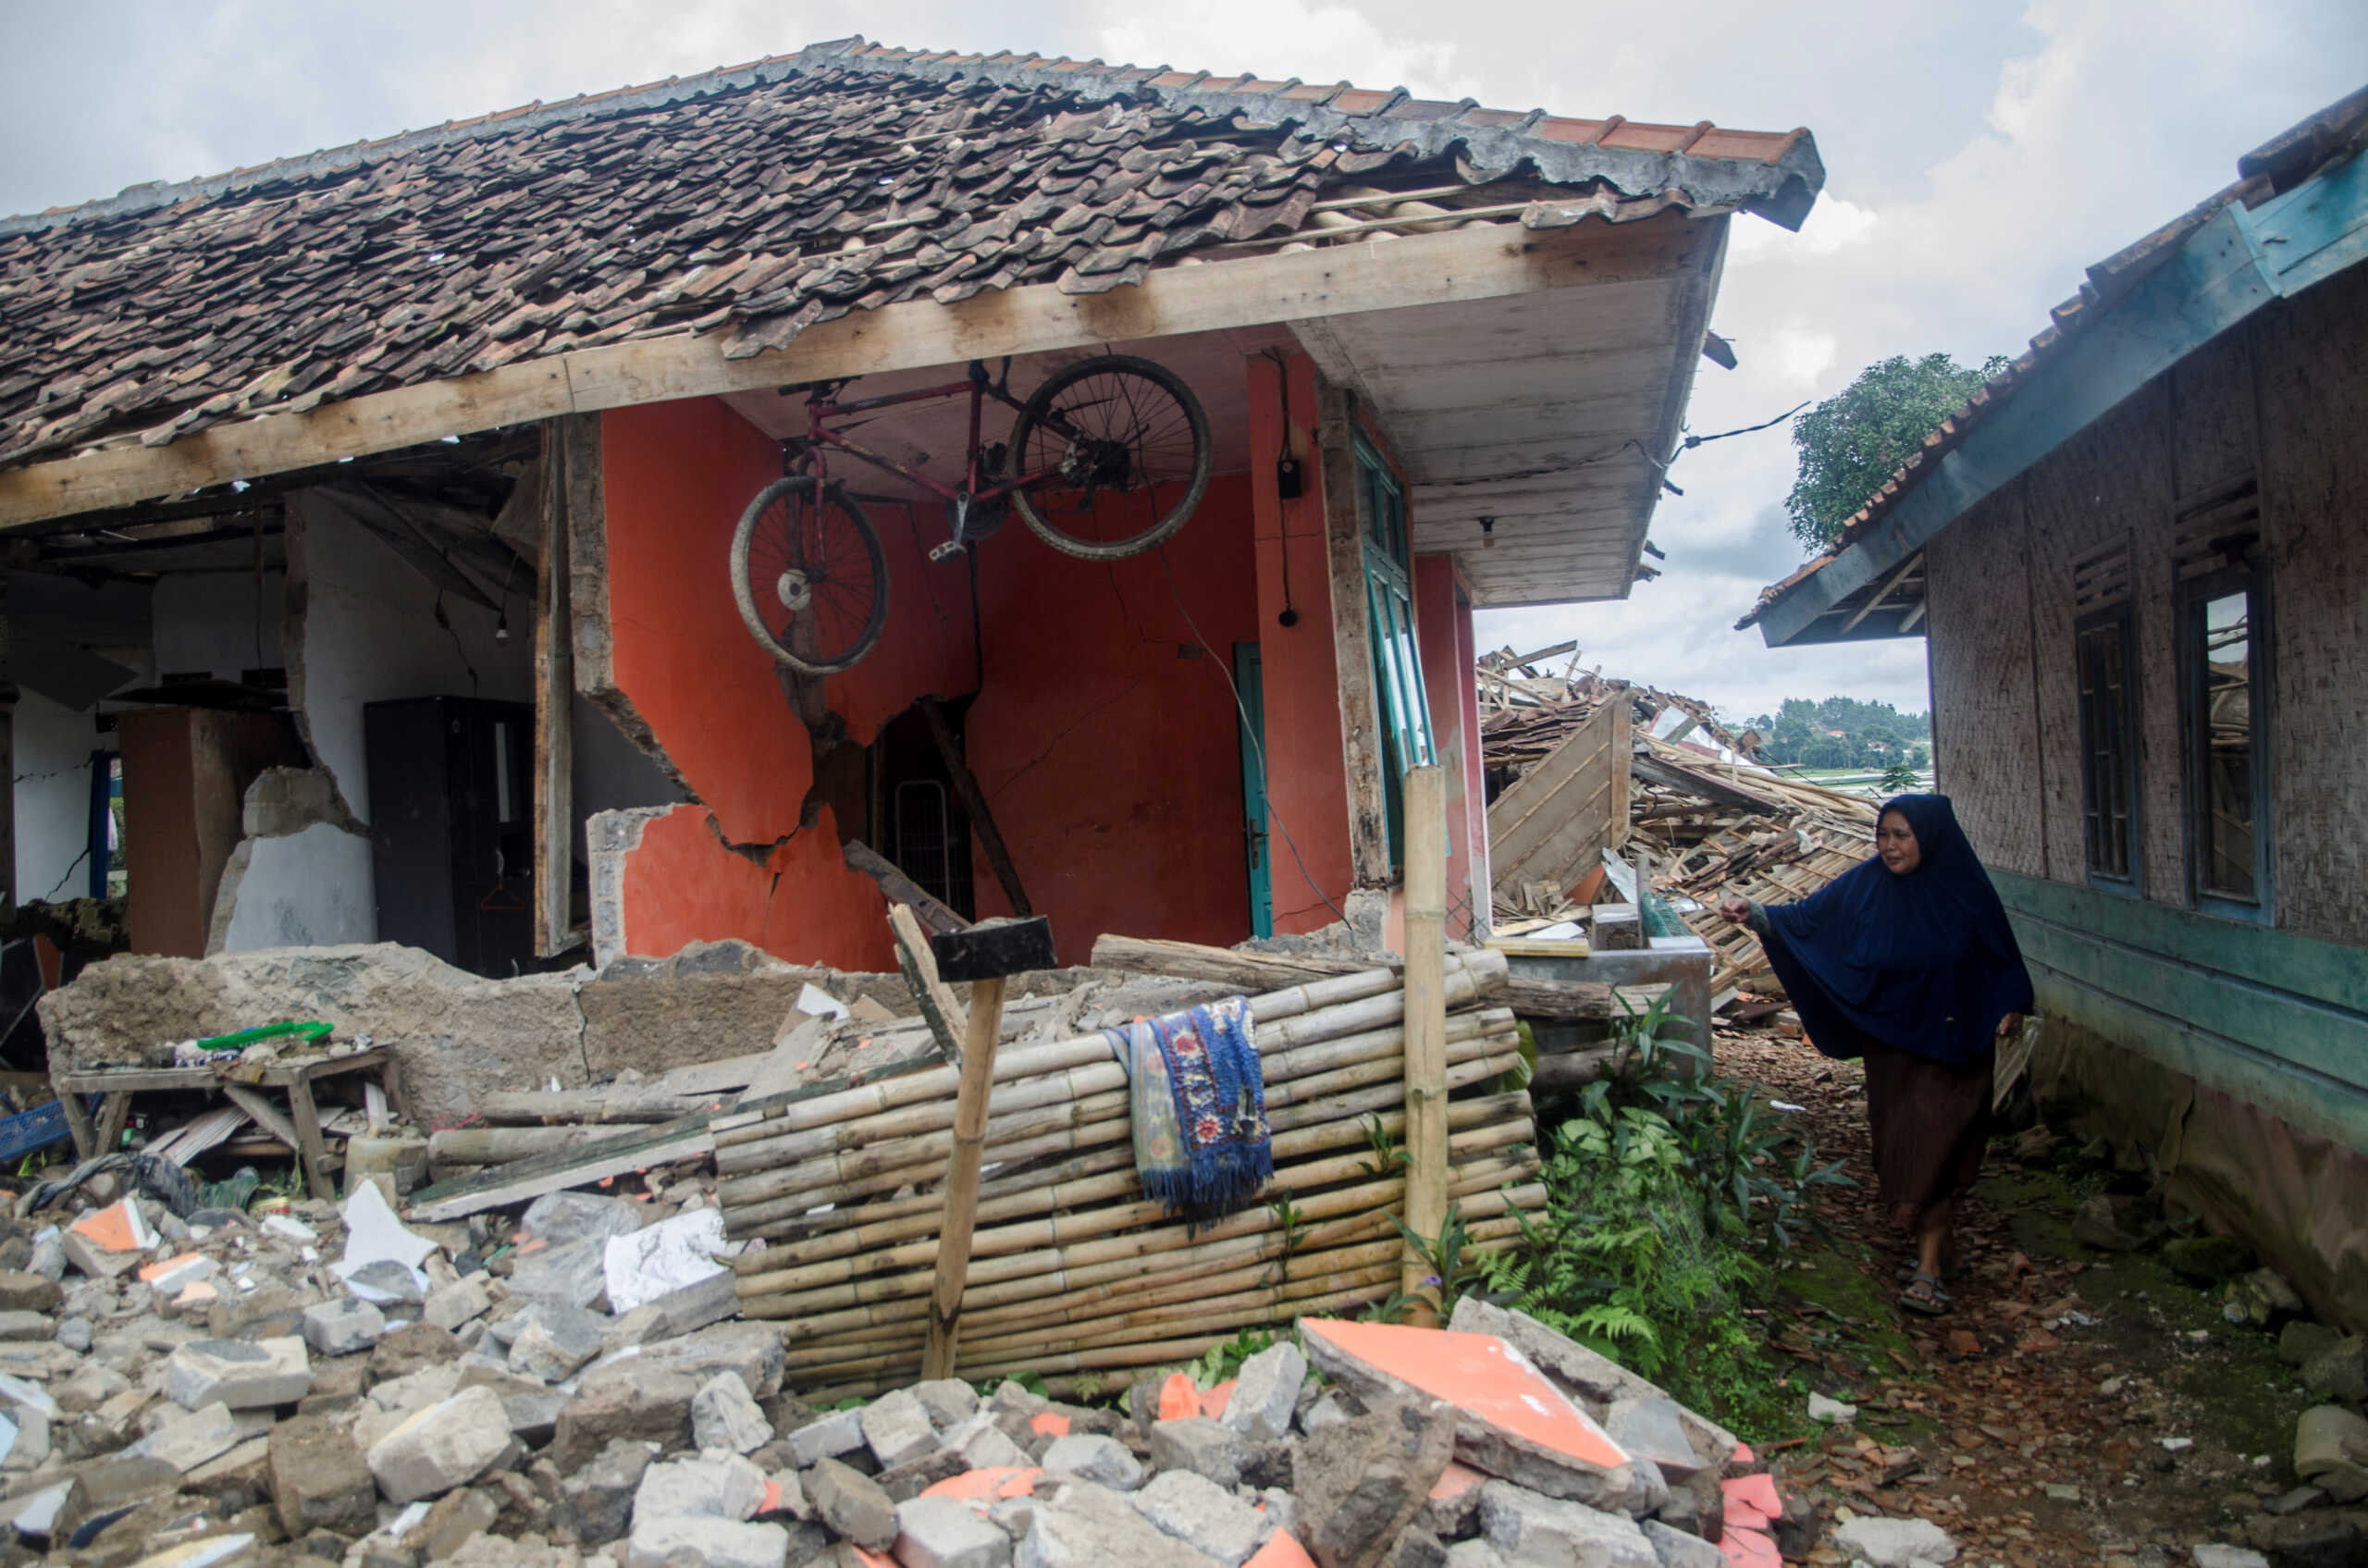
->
716;946;1543;1394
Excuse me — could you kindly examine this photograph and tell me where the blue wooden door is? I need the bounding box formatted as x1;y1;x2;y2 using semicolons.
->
1233;642;1274;938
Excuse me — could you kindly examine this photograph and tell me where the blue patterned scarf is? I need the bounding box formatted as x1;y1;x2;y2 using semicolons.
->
1104;995;1271;1219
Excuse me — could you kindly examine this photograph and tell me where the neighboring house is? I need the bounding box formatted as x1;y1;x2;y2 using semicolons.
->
0;37;1823;978
1743;88;2368;1327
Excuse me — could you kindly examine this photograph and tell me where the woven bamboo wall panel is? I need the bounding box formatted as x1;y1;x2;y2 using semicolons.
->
2251;266;2368;946
1925;474;2046;879
2022;387;2175;888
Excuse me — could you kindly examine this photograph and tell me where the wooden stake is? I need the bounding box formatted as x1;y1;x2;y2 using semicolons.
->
889;903;968;1067
923;971;1006;1379
1400;763;1449;1325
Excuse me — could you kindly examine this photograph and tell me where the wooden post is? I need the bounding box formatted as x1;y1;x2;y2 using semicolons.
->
922;972;1008;1379
530;445;573;957
1400;763;1449;1325
1315;381;1392;888
916;697;1031;918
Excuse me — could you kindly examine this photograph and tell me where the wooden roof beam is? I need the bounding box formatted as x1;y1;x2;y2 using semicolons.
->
0;213;1709;532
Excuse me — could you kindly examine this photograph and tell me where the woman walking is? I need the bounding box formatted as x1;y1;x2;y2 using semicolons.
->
1719;794;2032;1315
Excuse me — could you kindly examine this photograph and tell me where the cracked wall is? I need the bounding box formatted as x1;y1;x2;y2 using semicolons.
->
593;391;1268;969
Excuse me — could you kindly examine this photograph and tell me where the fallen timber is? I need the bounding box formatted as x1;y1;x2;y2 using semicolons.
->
714;945;1543;1393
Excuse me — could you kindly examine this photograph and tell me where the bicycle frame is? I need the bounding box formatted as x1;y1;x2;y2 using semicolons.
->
793;361;1071;537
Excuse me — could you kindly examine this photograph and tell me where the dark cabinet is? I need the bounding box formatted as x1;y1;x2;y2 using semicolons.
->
364;697;534;977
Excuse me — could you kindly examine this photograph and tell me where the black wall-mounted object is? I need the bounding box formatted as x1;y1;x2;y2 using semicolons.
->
364;696;535;978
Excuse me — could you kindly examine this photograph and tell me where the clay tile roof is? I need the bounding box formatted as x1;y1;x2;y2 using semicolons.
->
1737;82;2368;633
0;34;1823;481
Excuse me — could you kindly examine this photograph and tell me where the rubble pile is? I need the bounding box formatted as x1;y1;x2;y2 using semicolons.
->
0;1137;1807;1568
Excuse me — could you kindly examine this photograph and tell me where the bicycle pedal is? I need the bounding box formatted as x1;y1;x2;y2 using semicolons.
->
928;540;968;562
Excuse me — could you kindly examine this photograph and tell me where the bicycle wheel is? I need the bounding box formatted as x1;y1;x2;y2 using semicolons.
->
1007;353;1213;561
730;476;889;675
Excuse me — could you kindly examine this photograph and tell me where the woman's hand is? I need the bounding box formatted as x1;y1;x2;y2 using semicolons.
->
1717;896;1751;925
1997;1012;2025;1039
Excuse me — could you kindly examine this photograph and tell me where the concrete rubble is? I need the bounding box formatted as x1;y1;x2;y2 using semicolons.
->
0;1129;1820;1568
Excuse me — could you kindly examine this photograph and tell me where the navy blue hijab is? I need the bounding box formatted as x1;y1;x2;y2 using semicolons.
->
1758;794;2034;1065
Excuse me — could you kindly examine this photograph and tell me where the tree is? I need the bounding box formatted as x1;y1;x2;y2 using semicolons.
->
1784;352;2009;548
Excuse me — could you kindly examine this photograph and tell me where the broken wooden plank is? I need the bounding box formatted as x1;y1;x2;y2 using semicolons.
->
889;902;968;1068
917;696;1030;919
844;839;968;935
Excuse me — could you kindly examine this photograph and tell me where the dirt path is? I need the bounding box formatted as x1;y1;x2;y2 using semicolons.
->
1716;1028;2310;1568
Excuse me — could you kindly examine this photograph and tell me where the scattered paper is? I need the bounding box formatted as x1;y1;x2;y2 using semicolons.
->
603;1206;744;1315
796;982;851;1021
331;1179;437;1297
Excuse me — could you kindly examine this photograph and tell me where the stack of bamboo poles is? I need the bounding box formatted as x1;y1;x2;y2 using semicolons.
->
715;947;1542;1397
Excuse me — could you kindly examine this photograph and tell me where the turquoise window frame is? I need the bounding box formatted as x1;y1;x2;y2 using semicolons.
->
1355;435;1434;866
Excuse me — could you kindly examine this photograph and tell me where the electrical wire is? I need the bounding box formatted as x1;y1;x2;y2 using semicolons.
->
1154;546;1350;930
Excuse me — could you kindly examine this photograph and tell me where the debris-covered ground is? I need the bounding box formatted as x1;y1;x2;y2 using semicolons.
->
0;1142;1815;1568
1718;1028;2365;1568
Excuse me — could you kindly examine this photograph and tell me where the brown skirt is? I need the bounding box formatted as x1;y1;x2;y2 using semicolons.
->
1863;1039;1994;1232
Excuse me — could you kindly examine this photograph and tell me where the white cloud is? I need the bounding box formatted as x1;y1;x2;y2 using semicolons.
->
1098;2;1458;97
1727;191;1879;265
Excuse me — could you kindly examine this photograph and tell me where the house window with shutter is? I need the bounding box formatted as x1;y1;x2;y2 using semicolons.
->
2172;477;2271;920
2071;541;2140;893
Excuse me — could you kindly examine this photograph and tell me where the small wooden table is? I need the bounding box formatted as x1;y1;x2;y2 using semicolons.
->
56;1046;402;1201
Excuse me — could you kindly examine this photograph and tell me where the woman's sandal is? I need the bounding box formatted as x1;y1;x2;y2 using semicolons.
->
1898;1270;1952;1315
1896;1257;1966;1283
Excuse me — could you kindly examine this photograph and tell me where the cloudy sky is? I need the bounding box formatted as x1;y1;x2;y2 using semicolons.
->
6;0;2362;727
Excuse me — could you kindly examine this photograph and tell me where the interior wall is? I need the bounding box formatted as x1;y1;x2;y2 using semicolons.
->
570;693;683;871
1246;352;1355;932
963;473;1261;961
153;571;284;679
286;490;530;826
15;692;101;903
597;396;979;971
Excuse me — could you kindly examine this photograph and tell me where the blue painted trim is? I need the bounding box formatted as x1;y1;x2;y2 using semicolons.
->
1758;150;2368;648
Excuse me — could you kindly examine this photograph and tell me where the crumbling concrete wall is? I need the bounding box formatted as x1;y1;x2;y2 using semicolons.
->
208;766;374;955
38;936;913;1125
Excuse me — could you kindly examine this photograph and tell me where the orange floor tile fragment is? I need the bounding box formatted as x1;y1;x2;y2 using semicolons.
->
70;1198;154;1253
1722;1472;1782;1521
1030;1412;1071;1438
922;1466;1042;1502
1301;1319;1629;1472
1201;1379;1236;1420
1245;1528;1320;1567
1721;1524;1781;1568
1157;1371;1202;1421
1429;1462;1487;1503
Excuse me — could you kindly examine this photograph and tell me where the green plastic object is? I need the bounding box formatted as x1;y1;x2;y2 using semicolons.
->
192;1020;333;1053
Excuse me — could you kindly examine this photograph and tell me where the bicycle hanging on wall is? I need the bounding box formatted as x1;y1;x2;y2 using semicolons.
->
731;353;1213;675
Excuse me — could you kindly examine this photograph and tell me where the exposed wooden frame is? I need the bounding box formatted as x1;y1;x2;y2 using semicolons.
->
1315;379;1392;888
0;216;1705;531
529;444;572;957
1837;549;1922;635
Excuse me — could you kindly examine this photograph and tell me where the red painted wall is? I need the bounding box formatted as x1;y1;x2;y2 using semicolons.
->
598;398;978;970
1415;554;1488;940
597;390;1268;970
1245;353;1356;932
963;476;1262;962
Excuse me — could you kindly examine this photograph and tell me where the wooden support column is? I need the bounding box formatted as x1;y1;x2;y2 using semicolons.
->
922;972;1007;1379
1399;763;1449;1325
530;440;573;957
1316;381;1391;887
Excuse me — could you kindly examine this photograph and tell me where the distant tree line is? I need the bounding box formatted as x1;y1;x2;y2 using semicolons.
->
1745;697;1932;772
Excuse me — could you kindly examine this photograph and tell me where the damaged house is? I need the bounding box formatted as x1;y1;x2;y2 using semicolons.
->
0;39;1824;1004
1742;88;2368;1327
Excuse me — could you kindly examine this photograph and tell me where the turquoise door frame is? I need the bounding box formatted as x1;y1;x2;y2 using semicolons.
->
1233;642;1274;938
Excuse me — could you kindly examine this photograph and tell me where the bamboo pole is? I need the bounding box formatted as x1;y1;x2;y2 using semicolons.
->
736;1137;1536;1318
737;1141;1539;1320
923;972;1005;1380
716;1012;1517;1214
1400;763;1449;1326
